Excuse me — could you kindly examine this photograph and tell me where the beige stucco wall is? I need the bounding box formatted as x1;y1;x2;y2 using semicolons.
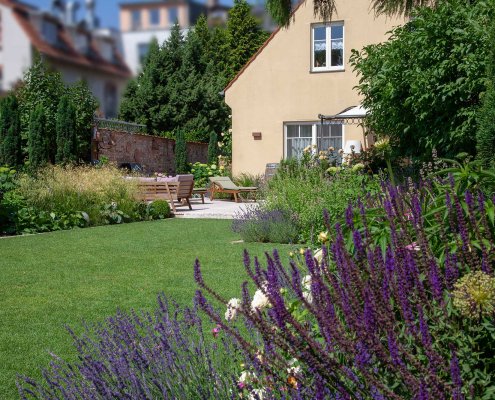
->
225;0;404;175
120;4;188;32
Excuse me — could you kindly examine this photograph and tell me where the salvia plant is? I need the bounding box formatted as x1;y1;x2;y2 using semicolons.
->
17;295;243;399
195;180;495;399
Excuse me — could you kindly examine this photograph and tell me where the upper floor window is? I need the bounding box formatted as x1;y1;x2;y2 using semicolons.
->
149;9;160;26
311;22;344;72
131;10;141;30
168;7;178;25
104;83;118;119
42;20;58;45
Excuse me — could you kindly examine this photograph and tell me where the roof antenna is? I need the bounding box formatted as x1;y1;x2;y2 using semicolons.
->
85;0;99;29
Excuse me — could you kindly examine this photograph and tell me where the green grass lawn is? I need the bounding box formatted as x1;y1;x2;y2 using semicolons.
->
0;219;290;399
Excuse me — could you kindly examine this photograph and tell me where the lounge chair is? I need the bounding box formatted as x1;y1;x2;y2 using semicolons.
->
209;176;257;203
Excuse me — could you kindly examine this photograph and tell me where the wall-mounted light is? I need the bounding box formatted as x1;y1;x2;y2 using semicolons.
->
252;132;262;140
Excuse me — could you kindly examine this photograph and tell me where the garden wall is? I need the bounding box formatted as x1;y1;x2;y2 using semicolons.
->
92;128;208;174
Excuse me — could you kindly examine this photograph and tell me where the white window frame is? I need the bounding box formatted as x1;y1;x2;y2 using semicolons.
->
311;22;344;72
284;122;345;159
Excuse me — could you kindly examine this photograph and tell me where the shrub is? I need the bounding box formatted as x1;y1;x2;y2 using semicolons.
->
55;95;77;164
264;155;380;242
233;172;264;189
14;165;139;227
232;205;299;243
190;161;226;187
28;104;49;169
208;131;218;164
0;94;22;167
17;295;243;399
148;199;171;219
196;178;495;398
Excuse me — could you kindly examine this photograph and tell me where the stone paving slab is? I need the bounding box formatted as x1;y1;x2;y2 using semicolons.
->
173;198;257;219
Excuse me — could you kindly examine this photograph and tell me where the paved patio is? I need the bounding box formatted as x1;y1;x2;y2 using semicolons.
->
173;197;256;219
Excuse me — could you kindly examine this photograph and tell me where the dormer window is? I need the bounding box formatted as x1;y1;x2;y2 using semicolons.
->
42;20;58;45
311;22;344;72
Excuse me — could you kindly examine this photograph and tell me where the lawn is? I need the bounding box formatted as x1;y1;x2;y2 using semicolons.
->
0;219;290;399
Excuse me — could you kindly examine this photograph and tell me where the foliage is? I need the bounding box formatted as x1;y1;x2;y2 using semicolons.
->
17;295;244;399
225;0;269;81
233;172;264;188
174;129;188;174
148;199;171;219
190;161;226;187
263;153;380;243
12;165;139;229
67;80;99;161
55;95;77;164
18;56;64;163
0;94;22;166
27;104;49;169
232;205;299;243
15;57;97;166
208;131;218;164
14;205;86;234
196;177;495;398
119;9;266;145
350;0;491;161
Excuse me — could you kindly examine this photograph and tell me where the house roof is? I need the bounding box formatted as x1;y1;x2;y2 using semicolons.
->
223;0;305;93
1;0;132;79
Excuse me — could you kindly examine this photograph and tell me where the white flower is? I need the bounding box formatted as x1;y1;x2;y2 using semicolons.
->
301;275;312;291
287;358;301;375
302;290;313;304
249;389;266;400
225;298;241;321
251;289;270;311
313;249;323;263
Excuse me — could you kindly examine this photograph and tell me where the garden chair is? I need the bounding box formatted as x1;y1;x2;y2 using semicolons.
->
165;174;194;211
209;176;257;203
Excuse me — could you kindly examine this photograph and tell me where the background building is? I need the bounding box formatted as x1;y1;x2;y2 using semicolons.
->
0;0;131;118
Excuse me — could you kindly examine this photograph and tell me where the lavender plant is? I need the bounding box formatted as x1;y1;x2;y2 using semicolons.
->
196;182;495;398
17;295;243;399
232;205;300;244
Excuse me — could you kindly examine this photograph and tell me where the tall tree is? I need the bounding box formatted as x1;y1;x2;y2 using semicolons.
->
18;55;64;163
68;80;98;161
226;0;269;81
0;95;22;166
174;128;188;174
208;131;218;164
56;95;77;164
28;104;49;169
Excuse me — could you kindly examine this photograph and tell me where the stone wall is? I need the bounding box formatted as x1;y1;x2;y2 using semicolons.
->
92;128;208;174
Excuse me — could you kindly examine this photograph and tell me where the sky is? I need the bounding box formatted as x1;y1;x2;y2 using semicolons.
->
33;0;236;30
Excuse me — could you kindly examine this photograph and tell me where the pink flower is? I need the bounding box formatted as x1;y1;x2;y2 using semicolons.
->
238;382;245;389
404;211;414;221
212;324;222;338
405;242;420;251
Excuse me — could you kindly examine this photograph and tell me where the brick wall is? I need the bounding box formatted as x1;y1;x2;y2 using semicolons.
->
92;128;208;174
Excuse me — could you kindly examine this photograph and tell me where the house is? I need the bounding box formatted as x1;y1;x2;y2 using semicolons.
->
0;0;131;118
224;0;405;175
119;0;230;75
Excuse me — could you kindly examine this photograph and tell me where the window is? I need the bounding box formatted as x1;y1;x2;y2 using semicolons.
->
168;7;178;25
138;43;150;63
311;22;344;71
42;20;58;45
149;9;160;26
104;83;118;119
131;10;141;30
284;122;344;160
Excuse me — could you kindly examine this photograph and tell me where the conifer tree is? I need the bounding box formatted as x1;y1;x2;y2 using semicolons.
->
174;128;188;174
0;95;22;166
208;131;218;164
56;95;77;164
28;104;49;169
226;0;269;81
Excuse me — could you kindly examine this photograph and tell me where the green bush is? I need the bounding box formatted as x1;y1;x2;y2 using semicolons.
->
264;155;380;243
190;162;226;187
148;200;171;219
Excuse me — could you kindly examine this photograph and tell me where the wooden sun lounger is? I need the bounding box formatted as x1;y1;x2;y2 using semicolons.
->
209;176;257;203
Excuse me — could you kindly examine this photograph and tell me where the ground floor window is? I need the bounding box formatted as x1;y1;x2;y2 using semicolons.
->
284;122;344;159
